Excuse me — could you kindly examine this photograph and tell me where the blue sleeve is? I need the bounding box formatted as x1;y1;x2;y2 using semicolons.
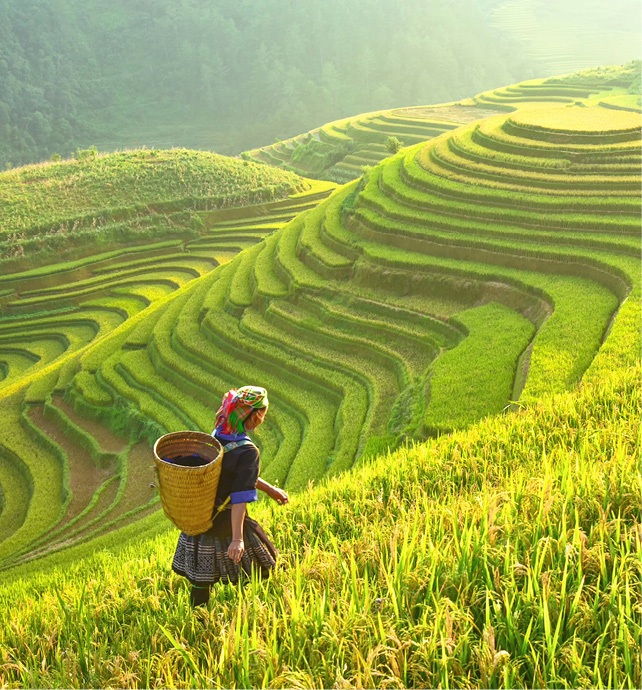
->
229;447;260;504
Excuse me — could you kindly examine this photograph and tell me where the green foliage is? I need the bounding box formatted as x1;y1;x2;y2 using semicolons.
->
0;79;640;690
545;60;641;89
290;139;356;175
422;303;535;435
73;147;98;162
385;135;403;154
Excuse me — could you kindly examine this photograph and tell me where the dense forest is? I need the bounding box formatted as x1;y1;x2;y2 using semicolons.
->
0;0;540;168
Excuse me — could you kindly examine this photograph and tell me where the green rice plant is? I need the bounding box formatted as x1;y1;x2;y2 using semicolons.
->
23;475;120;557
297;204;355;273
504;107;642;139
227;248;262;313
0;444;33;545
352;202;635;305
0;311;116;341
78;275;206;373
317;188;365;260
0;241;182;286
474;115;641;157
305;291;449;358
421;302;535;435
380;161;642;241
122;307;167;350
323;285;465;345
0;399;67;563
403;148;641;218
109;351;197;431
0;363;637;688
357;118;443;143
109;284;175;305
362;166;641;254
353;238;620;399
42;400;115;469
428;134;640;193
240;306;369;476
16;261;211;299
90;252;207;275
253;233;289;299
173;272;342;487
69;370;112;407
23;369;58;405
449;123;575;169
8;274;189;309
272;218;327;291
0;350;41;388
0;339;67;392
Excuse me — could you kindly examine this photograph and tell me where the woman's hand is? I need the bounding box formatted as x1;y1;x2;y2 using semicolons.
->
268;486;289;505
227;538;244;565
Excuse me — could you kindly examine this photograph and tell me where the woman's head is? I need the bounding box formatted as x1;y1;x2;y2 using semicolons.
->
215;386;269;434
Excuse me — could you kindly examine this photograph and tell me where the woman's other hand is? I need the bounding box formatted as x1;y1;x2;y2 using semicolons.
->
227;538;244;564
268;486;289;505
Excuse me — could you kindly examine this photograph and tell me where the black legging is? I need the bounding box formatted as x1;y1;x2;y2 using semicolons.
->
190;584;211;608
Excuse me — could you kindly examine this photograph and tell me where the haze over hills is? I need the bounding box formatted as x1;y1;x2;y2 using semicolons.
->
1;0;640;170
490;0;642;76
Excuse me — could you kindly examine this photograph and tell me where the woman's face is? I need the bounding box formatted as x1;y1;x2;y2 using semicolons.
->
244;407;267;431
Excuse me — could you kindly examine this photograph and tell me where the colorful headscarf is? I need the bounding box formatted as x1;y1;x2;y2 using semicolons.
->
215;386;269;435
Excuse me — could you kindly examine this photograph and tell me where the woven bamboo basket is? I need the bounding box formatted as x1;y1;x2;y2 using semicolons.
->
153;431;224;536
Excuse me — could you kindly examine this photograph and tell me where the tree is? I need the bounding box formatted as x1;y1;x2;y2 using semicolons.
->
385;136;403;154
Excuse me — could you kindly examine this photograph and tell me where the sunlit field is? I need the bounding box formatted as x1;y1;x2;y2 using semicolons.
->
0;59;640;689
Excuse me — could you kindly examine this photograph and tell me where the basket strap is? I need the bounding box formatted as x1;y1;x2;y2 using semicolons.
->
213;495;231;517
222;439;256;453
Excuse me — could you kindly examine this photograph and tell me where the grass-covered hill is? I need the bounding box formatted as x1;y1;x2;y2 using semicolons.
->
244;61;641;183
0;67;639;688
0;148;306;270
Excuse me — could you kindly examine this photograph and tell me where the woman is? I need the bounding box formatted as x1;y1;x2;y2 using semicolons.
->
172;385;289;607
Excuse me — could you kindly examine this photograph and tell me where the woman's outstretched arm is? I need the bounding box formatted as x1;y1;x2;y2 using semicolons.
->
256;477;289;504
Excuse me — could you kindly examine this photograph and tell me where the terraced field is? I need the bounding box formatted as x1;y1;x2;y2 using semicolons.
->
0;153;335;567
4;102;632;569
242;62;640;183
0;68;639;576
0;148;305;270
0;67;640;689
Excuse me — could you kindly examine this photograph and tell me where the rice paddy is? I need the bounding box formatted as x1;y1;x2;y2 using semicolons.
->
0;65;639;688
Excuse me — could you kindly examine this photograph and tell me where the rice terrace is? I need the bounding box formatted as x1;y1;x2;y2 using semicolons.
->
0;42;640;690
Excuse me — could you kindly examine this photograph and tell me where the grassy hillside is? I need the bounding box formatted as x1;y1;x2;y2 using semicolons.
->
0;362;638;688
0;149;305;270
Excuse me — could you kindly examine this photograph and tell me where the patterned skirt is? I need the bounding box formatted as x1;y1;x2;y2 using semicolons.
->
172;516;278;585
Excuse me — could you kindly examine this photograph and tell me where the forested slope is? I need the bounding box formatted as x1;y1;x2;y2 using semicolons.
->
0;0;541;168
